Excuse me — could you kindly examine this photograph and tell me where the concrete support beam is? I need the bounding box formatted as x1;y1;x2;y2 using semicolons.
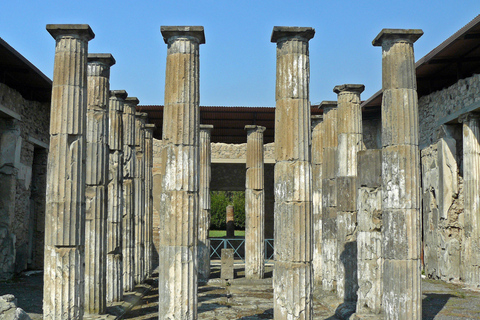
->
271;26;315;320
373;28;423;319
44;24;94;320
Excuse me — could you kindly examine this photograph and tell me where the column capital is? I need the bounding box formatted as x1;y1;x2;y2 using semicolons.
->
145;123;156;130
271;26;315;43
200;124;214;131
245;125;266;133
88;53;116;67
333;84;365;95
110;90;128;100
144;124;156;138
372;29;423;47
161;26;205;44
125;97;140;106
459;112;480;123
319;100;337;114
47;24;95;41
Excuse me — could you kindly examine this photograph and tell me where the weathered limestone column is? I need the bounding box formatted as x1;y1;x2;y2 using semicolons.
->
107;90;126;303
311;115;323;287
460;112;480;288
122;96;137;291
158;26;205;320
144;123;155;278
85;53;115;314
245;125;266;280
373;29;423;319
320;101;338;292
334;84;364;302
134;112;147;283
44;24;94;320
198;124;213;282
226;205;235;238
271;26;315;320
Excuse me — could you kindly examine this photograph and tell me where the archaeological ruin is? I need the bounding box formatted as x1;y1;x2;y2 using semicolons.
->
1;13;480;320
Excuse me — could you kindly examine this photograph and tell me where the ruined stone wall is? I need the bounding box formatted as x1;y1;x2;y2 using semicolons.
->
211;142;275;161
0;83;49;277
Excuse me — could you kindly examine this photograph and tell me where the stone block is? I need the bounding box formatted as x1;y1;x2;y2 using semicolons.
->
322;179;336;207
337;176;356;212
221;249;234;280
161;144;198;192
322;207;337;238
159;190;196;246
337;133;362;177
357;187;382;233
322;147;337;179
382;209;421;260
357;149;382;188
437;137;458;220
274;161;311;202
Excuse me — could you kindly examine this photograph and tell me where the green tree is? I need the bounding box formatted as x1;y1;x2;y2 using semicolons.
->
210;191;245;230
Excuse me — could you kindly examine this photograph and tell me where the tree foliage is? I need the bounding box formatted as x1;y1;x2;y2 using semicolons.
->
210;191;245;230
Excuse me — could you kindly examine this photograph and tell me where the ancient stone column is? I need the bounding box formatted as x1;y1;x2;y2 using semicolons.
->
226;205;235;238
460;112;480;288
198;124;213;282
144;123;155;278
245;125;266;279
320;101;338;292
373;29;423;319
271;26;315;320
122;96;137;292
334;84;364;302
311;115;323;287
134;112;147;283
107;90;126;303
85;53;115;314
44;24;94;320
158;26;205;320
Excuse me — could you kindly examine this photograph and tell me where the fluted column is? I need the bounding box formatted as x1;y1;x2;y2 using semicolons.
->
311;115;323;287
106;90;126;303
85;53;115;314
334;84;364;302
198;124;213;282
245;125;266;280
373;29;423;319
460;112;480;288
44;24;94;320
134;112;148;283
144;123;155;278
159;26;205;320
271;26;315;320
320;101;338;292
122;97;137;291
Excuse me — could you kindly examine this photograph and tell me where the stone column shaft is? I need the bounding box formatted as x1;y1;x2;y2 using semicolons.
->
198;124;213;282
334;84;364;302
159;26;205;320
373;29;423;319
107;90;126;303
226;205;235;238
245;125;266;279
144;124;155;277
311;115;323;287
85;53;115;314
460;113;480;287
271;26;315;320
122;97;138;291
44;24;94;320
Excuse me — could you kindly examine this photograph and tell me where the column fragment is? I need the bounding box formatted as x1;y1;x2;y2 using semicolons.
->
144;123;156;277
271;26;315;320
198;124;213;282
158;26;205;320
460;113;480;288
373;29;423;319
122;97;138;291
107;90;126;303
334;84;364;302
85;53;115;314
311;115;323;287
245;125;266;279
44;24;94;320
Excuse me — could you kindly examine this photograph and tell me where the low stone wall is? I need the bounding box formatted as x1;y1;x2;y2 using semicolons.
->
211;142;275;161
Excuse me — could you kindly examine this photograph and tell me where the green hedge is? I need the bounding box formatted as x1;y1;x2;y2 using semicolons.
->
210;191;245;230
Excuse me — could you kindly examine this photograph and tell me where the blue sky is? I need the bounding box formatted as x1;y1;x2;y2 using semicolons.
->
1;1;479;106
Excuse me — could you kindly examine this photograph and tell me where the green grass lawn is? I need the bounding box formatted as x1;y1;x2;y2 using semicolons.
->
209;230;245;237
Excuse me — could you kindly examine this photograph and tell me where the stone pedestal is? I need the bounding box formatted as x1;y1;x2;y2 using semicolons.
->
245;125;266;279
122;97;138;292
198;124;213;282
271;26;315;320
226;205;235;238
158;26;205;320
44;24;94;320
107;90;127;303
373;28;423;319
85;53;115;314
221;249;234;280
320;101;338;292
144;123;155;277
311;115;323;287
460;113;480;288
334;84;364;302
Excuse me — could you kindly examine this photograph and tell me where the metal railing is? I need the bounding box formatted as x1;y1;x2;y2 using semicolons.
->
210;238;274;263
